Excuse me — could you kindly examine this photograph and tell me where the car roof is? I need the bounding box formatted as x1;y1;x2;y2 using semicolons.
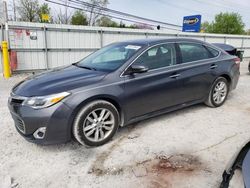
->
119;38;207;46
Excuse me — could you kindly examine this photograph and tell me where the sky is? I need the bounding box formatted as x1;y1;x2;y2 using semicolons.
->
107;0;250;29
6;0;250;29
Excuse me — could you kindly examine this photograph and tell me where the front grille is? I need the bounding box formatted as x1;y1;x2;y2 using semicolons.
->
15;116;25;133
11;98;24;105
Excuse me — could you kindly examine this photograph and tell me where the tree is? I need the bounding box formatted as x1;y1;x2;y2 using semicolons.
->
96;16;118;27
132;24;154;30
71;10;88;25
17;0;40;22
54;0;72;24
201;21;213;33
202;12;245;34
246;29;250;35
88;0;109;26
38;3;51;23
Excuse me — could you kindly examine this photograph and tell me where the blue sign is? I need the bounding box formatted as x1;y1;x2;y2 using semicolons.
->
182;15;202;32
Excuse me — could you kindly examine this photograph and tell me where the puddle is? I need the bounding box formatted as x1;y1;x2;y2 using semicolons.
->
142;154;205;188
150;154;202;173
89;152;206;186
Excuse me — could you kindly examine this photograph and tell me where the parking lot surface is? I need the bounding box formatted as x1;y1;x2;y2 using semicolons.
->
0;62;250;188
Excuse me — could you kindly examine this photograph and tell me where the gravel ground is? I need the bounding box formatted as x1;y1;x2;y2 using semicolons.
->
0;62;250;188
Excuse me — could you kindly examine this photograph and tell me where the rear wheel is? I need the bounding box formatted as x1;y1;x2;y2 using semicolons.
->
73;100;119;146
248;61;250;72
205;77;229;107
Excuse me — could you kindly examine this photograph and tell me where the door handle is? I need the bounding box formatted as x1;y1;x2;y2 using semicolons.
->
210;64;218;69
170;73;181;79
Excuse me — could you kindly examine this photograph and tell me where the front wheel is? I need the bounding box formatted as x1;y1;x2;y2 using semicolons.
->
205;77;229;107
73;100;120;146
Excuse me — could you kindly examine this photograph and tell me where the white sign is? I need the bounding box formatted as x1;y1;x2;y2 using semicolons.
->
30;31;37;40
125;45;141;50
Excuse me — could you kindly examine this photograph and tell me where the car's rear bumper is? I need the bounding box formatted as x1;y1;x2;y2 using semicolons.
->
231;71;240;91
230;66;240;91
8;99;73;145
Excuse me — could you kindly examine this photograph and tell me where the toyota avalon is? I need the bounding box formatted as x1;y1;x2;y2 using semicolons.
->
8;38;240;146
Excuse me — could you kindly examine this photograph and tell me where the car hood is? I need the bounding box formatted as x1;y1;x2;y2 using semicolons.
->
12;65;107;97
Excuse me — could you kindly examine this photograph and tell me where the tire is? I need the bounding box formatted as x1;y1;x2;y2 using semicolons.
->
248;61;250;73
205;77;229;108
73;100;120;146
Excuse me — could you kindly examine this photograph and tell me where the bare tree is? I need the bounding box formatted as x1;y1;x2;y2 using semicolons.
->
53;0;72;24
88;0;109;26
17;0;40;22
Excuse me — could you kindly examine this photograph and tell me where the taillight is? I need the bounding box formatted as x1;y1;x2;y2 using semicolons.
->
234;57;241;69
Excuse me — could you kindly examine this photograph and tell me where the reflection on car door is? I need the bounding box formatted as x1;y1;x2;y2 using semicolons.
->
123;43;185;121
176;42;219;102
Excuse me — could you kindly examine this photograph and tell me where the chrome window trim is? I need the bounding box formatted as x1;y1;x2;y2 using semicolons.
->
123;60;214;82
120;41;221;78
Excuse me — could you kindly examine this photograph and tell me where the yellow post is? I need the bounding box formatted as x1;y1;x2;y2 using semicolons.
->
2;41;11;78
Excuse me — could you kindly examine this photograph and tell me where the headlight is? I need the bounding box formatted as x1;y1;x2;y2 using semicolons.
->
23;92;70;109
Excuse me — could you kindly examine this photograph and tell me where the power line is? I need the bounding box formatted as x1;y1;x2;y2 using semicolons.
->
45;0;182;31
69;0;181;28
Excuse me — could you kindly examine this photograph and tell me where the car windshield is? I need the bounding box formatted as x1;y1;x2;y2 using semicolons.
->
76;43;143;72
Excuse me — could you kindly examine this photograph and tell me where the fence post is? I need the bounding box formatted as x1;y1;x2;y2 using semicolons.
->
241;37;244;49
100;29;103;48
43;26;49;70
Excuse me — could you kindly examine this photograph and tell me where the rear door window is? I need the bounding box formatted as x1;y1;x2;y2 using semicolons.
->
206;46;220;57
178;43;217;63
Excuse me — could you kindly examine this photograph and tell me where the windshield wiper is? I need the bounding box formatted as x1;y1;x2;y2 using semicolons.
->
72;63;96;71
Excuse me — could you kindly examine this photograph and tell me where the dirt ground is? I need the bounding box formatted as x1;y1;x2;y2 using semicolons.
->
0;61;250;188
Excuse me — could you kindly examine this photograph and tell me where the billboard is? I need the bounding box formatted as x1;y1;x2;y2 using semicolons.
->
182;15;202;32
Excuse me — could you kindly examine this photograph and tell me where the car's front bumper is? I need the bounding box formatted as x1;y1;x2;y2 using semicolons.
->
8;96;73;145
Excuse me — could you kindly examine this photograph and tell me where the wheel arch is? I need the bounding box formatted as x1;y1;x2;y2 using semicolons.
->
68;95;125;136
220;74;232;85
219;74;233;90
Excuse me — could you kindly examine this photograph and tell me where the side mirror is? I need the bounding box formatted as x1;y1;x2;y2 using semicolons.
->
127;65;149;75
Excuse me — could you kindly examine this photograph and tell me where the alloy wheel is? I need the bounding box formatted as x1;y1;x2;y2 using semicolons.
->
83;108;115;142
213;81;228;105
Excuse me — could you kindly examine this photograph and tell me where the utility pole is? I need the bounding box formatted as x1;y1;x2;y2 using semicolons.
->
3;0;9;43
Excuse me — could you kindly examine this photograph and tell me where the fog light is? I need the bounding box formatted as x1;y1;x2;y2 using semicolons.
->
33;127;46;139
